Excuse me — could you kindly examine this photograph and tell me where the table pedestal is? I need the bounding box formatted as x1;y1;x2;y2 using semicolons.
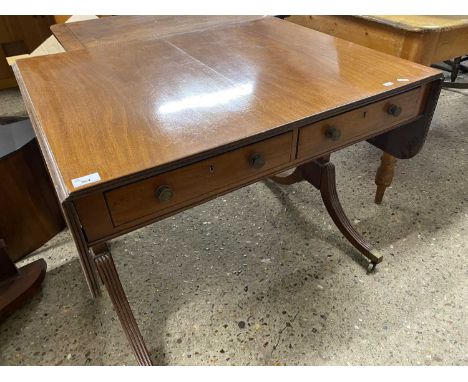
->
0;240;47;319
271;157;383;270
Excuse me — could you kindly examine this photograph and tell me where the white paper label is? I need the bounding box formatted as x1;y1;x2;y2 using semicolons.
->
383;82;394;87
71;172;101;188
397;78;409;82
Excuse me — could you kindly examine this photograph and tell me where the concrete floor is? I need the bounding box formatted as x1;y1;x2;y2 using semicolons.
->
0;81;466;365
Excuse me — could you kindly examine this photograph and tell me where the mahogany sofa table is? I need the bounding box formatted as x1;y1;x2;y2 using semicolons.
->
14;16;442;365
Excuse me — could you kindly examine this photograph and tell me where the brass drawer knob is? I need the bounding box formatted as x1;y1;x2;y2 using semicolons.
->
324;126;341;141
387;104;402;117
155;185;173;202
249;153;265;169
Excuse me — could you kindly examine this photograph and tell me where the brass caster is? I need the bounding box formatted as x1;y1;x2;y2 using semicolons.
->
367;262;378;274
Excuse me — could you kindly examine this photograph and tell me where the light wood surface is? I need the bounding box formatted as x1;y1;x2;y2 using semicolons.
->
287;15;468;66
360;15;468;32
14;17;440;201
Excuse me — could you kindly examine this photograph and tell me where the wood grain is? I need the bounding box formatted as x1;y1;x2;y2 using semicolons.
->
14;17;441;202
288;15;468;64
359;15;468;32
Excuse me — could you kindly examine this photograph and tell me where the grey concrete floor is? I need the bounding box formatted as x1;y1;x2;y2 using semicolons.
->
0;82;466;366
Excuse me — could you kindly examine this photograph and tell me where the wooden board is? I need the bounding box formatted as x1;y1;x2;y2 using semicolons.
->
360;15;468;32
287;15;468;65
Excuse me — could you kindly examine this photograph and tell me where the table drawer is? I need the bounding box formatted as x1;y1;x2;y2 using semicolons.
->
105;132;293;226
297;87;423;159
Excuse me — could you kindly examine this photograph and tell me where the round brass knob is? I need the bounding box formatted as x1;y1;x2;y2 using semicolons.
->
155;185;173;202
249;153;265;169
324;126;341;141
387;104;402;117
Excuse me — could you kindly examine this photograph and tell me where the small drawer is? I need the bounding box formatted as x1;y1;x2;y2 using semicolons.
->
105;132;293;226
297;87;423;160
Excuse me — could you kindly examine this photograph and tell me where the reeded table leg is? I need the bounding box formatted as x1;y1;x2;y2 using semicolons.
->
62;203;101;299
302;159;383;270
90;248;153;366
374;152;397;204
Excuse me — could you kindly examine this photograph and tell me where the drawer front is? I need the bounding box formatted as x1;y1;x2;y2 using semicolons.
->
105;132;293;226
297;87;423;160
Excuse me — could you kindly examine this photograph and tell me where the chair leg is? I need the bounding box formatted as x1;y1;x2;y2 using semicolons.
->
90;248;153;366
374;152;397;204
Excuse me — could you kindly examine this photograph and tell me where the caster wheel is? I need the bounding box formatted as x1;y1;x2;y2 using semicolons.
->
367;262;377;273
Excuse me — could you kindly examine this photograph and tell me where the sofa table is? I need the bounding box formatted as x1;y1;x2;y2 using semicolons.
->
13;16;442;365
287;15;468;204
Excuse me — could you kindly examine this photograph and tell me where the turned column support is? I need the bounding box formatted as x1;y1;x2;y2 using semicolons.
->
374;152;397;204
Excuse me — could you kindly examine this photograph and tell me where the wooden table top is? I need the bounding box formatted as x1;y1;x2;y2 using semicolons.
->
14;16;440;200
51;15;265;51
359;15;468;32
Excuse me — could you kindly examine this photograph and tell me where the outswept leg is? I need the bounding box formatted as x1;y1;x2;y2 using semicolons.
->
301;159;383;270
90;248;153;366
374;152;397;204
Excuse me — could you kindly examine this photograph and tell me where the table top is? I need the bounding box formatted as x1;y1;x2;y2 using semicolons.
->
14;16;440;200
359;15;468;32
51;15;265;51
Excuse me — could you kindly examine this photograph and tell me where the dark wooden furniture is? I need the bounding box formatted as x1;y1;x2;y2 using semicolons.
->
14;16;442;365
0;239;47;319
0;119;65;262
287;15;468;203
0;118;60;318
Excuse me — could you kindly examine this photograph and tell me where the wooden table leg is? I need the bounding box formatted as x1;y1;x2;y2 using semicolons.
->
301;159;383;270
374;152;397;204
62;202;101;299
90;248;153;366
269;158;383;270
